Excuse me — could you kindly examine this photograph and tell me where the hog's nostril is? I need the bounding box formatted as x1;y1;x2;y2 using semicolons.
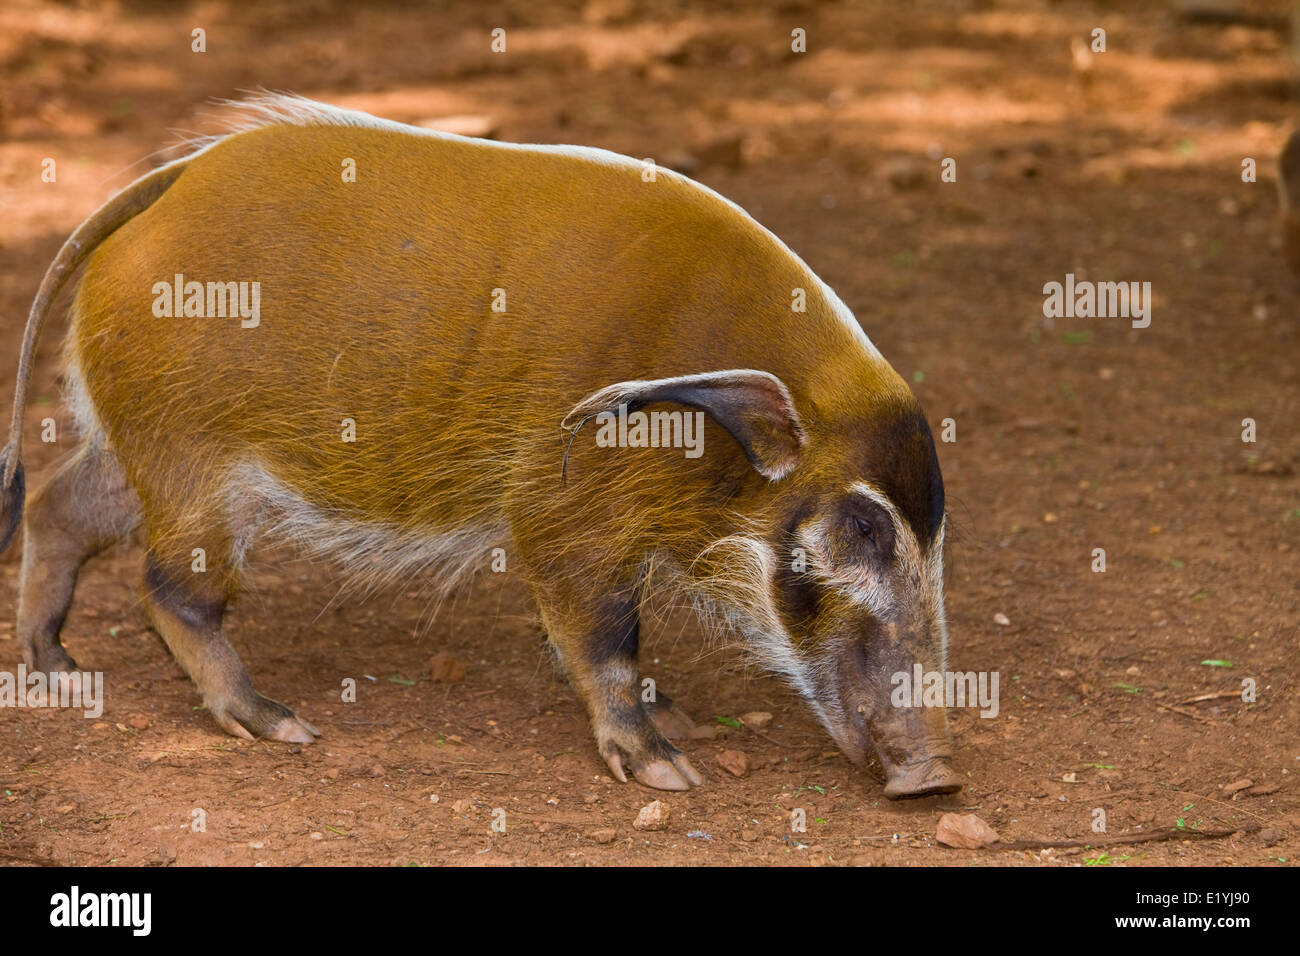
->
882;758;963;800
886;778;962;800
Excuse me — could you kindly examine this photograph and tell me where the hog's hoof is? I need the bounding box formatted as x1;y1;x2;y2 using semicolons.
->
210;693;321;744
632;755;705;791
603;746;705;791
23;644;78;675
20;660;84;710
882;758;963;800
264;714;321;743
646;695;697;740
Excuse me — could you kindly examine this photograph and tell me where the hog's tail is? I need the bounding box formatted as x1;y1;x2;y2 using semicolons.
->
0;155;194;554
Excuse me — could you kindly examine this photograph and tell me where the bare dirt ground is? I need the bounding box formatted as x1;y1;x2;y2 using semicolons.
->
0;0;1296;866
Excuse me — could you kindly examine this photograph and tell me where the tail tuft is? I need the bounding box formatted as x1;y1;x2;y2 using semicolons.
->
0;448;24;555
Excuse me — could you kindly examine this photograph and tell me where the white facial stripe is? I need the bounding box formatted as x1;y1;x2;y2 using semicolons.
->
796;523;892;616
828;482;945;631
928;521;949;671
847;481;906;539
672;534;816;703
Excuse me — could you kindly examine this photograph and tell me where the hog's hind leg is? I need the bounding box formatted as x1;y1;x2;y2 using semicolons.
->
17;443;141;672
141;541;319;744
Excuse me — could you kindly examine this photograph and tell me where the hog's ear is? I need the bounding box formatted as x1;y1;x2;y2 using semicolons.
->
562;369;806;480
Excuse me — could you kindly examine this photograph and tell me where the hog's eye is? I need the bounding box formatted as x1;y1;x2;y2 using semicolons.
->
853;514;876;545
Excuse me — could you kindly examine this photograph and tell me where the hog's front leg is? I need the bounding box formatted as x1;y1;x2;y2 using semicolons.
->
538;592;704;791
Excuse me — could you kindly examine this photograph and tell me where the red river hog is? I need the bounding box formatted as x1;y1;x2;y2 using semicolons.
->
0;96;961;797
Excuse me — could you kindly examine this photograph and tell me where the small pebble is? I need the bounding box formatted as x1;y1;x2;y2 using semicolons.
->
634;800;671;831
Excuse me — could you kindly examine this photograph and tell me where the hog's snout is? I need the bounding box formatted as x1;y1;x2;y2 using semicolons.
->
881;753;963;799
825;631;963;799
870;710;963;799
828;692;963;799
869;710;962;799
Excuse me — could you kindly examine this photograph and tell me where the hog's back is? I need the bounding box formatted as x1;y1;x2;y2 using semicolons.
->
71;121;885;531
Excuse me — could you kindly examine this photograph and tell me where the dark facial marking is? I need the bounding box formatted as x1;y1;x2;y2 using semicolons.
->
860;409;945;546
774;503;823;631
839;496;897;564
